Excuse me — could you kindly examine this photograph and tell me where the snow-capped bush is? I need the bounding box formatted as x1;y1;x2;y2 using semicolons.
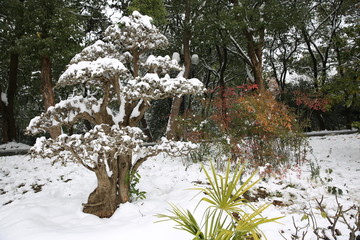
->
27;11;205;218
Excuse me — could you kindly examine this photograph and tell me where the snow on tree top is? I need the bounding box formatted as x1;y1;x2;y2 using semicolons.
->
104;11;168;52
70;40;121;64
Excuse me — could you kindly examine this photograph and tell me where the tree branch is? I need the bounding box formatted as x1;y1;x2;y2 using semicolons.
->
228;34;253;67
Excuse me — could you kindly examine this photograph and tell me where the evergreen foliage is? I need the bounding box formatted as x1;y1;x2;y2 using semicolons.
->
128;0;167;25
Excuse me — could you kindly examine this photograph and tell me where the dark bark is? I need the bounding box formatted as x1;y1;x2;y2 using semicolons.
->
302;28;319;90
166;97;182;140
315;111;326;130
166;0;192;140
132;51;140;78
1;53;19;143
244;28;265;92
141;117;153;142
215;45;228;128
0;89;9;143
40;55;61;139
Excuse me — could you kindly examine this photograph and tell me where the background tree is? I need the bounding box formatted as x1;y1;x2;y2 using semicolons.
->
19;0;92;139
228;0;307;92
164;0;199;140
299;0;345;91
26;12;204;218
0;0;24;143
128;0;167;25
0;0;108;143
323;0;360;128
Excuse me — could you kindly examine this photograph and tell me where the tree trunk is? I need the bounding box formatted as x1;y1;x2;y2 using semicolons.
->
315;111;326;131
82;153;133;218
302;28;319;91
83;165;118;218
244;29;265;92
40;55;61;139
166;97;182;140
118;154;131;203
1;53;19;143
215;45;228;129
166;0;192;140
0;87;8;143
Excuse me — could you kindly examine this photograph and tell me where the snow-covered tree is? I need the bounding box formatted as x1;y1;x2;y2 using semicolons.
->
26;11;205;218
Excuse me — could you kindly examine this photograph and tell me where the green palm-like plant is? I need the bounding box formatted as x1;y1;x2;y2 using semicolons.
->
157;161;282;240
194;162;260;213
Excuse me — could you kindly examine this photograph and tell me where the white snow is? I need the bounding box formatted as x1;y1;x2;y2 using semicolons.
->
0;142;30;152
191;54;200;65
1;92;8;106
59;58;127;85
26;96;101;135
172;52;180;63
104;11;168;52
103;0;123;24
0;133;359;240
130;100;143;119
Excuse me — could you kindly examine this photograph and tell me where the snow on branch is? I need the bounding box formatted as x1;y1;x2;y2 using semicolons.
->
122;73;206;101
31;123;198;176
104;11;168;52
132;138;199;174
69;40;122;64
27;11;205;191
1;92;8;106
26;96;101;134
58;57;128;87
146;138;198;157
30;125;146;171
142;55;182;74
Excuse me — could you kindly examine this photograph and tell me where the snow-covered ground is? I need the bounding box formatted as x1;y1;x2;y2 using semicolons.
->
0;134;359;240
0;142;30;152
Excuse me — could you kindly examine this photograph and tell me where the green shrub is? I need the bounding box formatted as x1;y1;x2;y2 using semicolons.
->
129;171;146;201
157;161;282;240
351;121;360;132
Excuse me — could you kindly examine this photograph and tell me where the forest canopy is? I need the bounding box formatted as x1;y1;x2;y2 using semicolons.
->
0;0;359;144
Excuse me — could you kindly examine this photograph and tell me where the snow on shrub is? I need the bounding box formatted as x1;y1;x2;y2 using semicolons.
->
27;11;205;218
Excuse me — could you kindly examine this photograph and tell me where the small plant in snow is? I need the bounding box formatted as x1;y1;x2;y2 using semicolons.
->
309;159;321;182
129;171;146;201
157;161;282;240
282;196;360;240
26;11;205;218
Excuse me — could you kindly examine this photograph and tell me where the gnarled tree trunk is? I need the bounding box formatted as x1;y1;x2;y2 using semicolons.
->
83;154;120;218
83;154;132;218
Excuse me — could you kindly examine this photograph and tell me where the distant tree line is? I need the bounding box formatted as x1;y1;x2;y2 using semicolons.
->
1;0;359;144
